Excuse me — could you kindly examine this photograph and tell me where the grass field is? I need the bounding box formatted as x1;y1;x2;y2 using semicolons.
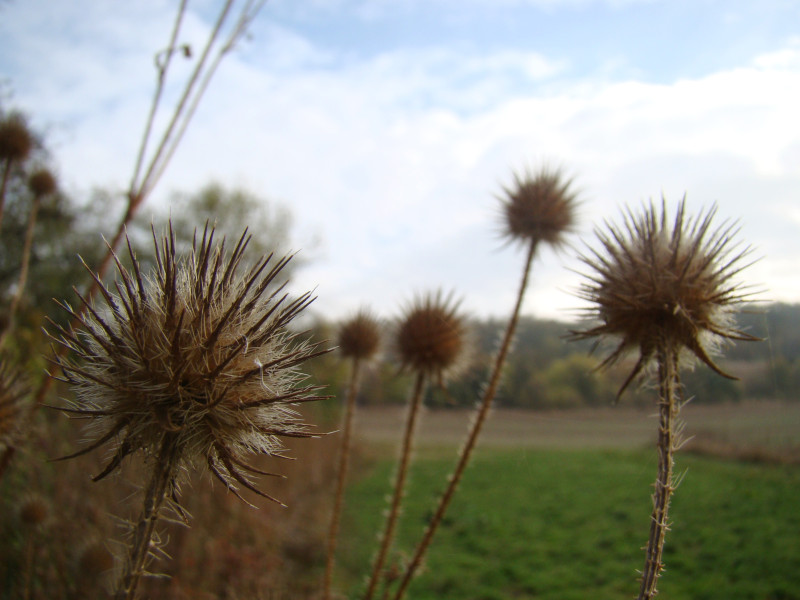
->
332;401;800;599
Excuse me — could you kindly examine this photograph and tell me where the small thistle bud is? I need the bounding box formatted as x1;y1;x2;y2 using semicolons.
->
28;168;57;198
499;166;578;249
78;542;115;576
0;114;34;163
19;495;49;529
49;223;329;503
396;292;467;380
337;310;381;360
572;198;758;396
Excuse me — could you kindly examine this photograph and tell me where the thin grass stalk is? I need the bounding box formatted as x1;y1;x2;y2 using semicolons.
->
637;343;681;599
392;238;538;600
113;433;179;600
0;195;40;348
364;371;427;600
323;357;363;600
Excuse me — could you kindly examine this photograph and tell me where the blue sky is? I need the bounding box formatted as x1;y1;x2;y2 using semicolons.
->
1;0;799;322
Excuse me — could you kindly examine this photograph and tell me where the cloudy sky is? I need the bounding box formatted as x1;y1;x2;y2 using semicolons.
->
2;0;799;322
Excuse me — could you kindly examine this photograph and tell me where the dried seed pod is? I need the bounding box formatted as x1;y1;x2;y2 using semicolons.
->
499;166;578;249
572;198;758;396
28;168;57;198
0;114;34;163
337;310;381;361
19;495;49;529
396;291;467;380
49;223;329;503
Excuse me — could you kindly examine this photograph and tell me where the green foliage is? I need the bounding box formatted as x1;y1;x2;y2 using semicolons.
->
339;449;800;599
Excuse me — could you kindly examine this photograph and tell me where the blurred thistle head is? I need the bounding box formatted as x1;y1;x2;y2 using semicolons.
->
49;223;329;504
337;309;381;361
28;168;57;198
19;494;50;529
499;166;578;250
0;354;29;448
396;291;468;381
572;198;758;397
0;113;34;163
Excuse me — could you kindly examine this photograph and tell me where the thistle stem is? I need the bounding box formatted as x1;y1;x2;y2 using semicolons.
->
392;238;538;600
637;343;681;600
323;357;363;600
364;371;426;600
114;434;178;600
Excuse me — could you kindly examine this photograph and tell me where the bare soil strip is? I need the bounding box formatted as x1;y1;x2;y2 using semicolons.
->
352;400;800;451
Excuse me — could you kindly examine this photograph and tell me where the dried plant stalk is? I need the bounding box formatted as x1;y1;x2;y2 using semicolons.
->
571;198;758;598
323;358;362;600
364;371;426;600
392;167;577;599
638;345;681;599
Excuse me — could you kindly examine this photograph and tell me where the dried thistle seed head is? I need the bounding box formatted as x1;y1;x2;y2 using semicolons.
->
337;309;381;360
499;166;578;249
572;198;758;397
19;495;50;528
78;542;115;576
0;355;29;448
0;113;34;163
28;168;57;198
396;292;467;379
49;223;329;504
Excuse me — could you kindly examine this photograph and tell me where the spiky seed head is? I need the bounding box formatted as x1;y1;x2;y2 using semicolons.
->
28;168;57;198
572;198;758;397
0;114;34;163
499;166;578;249
49;223;329;504
0;355;29;448
78;542;115;576
338;310;381;360
396;291;467;379
19;495;49;528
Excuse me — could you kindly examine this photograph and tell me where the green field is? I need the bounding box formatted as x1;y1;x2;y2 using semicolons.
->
334;407;800;599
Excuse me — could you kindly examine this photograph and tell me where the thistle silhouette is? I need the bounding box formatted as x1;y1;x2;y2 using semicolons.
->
48;223;328;600
0;113;35;230
571;198;757;599
324;309;381;600
364;292;466;600
392;166;577;599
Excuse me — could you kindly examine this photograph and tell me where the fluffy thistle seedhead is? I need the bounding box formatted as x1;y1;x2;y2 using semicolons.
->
499;166;578;249
49;223;329;504
572;198;758;397
0;113;34;163
28;168;57;198
0;355;29;448
337;309;381;361
396;292;467;380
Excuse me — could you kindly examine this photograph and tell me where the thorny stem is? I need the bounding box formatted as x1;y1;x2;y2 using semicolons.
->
637;343;681;600
323;357;363;600
392;238;538;600
364;371;427;600
114;433;179;600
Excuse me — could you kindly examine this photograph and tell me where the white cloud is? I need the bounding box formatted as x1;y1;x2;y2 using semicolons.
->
2;4;798;322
